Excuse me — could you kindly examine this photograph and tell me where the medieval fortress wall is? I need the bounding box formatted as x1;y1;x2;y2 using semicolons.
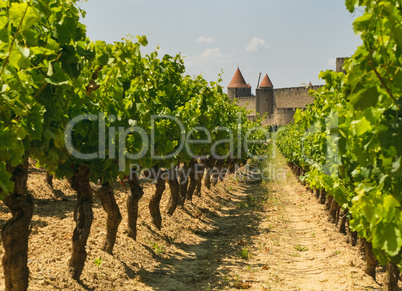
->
273;86;320;108
236;96;257;114
228;57;345;126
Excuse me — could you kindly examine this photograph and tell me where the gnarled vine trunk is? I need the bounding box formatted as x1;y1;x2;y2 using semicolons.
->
314;187;320;199
167;167;180;216
228;159;237;174
346;217;358;246
194;163;205;197
329;198;338;223
363;239;378;280
46;172;53;188
325;194;333;210
187;161;202;201
318;189;326;204
94;182;121;254
335;203;341;226
204;158;215;189
178;161;192;206
149;170;166;230
127;174;144;240
220;166;229;182
2;160;33;291
69;166;93;280
347;229;358;246
211;159;225;186
211;161;219;187
383;262;400;291
338;208;348;234
204;167;212;189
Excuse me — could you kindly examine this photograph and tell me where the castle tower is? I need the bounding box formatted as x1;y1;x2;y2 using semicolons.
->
256;73;274;116
227;67;252;101
336;57;346;74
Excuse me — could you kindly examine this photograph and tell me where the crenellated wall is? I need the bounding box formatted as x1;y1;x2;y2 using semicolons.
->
273;86;319;109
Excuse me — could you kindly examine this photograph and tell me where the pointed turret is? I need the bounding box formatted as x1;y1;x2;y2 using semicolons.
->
259;74;273;88
256;73;274;116
228;67;249;88
227;67;252;100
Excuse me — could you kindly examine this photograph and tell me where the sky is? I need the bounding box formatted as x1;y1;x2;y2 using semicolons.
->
80;0;363;93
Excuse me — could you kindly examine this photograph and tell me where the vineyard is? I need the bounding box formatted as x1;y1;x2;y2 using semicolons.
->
276;0;402;290
0;0;268;290
0;0;401;290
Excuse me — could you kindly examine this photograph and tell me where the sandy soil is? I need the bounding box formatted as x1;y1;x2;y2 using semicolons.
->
0;151;397;290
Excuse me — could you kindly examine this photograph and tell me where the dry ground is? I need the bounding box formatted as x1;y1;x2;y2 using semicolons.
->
0;149;398;290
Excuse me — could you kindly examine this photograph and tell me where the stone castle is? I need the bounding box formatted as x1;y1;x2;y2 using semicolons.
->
227;58;345;125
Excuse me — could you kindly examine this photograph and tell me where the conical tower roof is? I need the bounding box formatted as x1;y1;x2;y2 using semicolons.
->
228;68;250;88
307;81;313;87
259;74;273;88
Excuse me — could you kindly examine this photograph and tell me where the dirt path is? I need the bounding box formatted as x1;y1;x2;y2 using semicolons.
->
133;149;384;290
0;151;389;290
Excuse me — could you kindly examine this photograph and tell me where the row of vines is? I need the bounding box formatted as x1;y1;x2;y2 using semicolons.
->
276;0;402;290
0;0;268;290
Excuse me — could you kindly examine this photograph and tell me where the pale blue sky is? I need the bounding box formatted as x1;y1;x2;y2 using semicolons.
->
80;0;362;91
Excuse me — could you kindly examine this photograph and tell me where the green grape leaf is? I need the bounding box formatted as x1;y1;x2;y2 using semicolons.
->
350;86;378;110
345;0;358;13
21;5;40;32
9;2;39;32
17;43;30;58
44;63;69;85
9;45;30;69
0;16;8;30
352;117;371;136
353;13;373;33
30;47;55;56
374;222;402;257
392;156;401;174
9;3;28;25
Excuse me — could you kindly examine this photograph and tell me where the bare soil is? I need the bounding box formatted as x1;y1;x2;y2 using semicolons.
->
0;152;397;290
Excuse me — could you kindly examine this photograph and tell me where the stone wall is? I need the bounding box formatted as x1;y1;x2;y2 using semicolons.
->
228;87;252;100
273;86;319;109
246;115;273;127
272;108;297;125
247;112;296;126
230;82;323;126
336;57;346;73
256;87;274;115
235;96;256;115
261;116;272;127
